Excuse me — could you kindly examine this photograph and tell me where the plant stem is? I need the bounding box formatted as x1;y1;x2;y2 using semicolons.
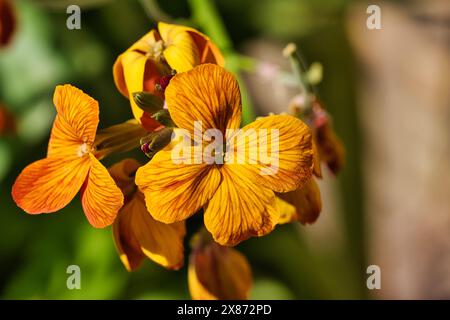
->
138;0;172;23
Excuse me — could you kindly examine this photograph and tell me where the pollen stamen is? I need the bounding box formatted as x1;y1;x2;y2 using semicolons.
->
77;142;90;157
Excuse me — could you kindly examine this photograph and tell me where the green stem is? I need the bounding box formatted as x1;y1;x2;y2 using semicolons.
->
188;0;256;125
138;0;172;23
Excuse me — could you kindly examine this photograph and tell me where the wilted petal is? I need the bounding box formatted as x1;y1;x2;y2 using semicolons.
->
278;178;322;224
316;123;345;175
189;241;252;300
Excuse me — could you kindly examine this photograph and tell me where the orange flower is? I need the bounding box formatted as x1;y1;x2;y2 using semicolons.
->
12;85;124;228
188;231;252;300
136;64;314;246
0;0;15;47
109;158;186;271
113;22;224;123
277;178;322;225
276;141;323;225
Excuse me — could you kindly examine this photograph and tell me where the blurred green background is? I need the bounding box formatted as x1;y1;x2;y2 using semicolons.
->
0;0;366;299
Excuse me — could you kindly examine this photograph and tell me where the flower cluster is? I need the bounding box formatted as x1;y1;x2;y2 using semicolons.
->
11;22;343;299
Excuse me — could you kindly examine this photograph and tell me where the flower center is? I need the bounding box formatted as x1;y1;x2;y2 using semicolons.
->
77;142;90;157
146;40;165;62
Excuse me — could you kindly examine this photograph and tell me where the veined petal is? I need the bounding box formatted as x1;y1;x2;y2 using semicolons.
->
110;158;186;270
132;193;186;269
204;165;278;246
158;22;200;73
189;242;252;300
81;153;124;228
186;30;225;66
113;193;186;271
159;22;224;68
135;147;221;224
165;64;241;139
278;178;322;225
48;85;99;157
227;114;313;193
12;156;90;214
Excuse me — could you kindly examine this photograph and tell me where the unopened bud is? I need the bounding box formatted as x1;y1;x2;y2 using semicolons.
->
152;109;175;127
140;127;173;159
132;91;164;114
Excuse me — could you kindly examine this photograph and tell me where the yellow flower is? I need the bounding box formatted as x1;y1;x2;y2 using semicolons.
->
12;85;124;228
113;22;224;124
276;141;323;225
188;231;252;300
109;158;186;271
277;178;322;225
136;64;314;246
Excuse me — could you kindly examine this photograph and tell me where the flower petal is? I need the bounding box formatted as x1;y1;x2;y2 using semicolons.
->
227;114;314;193
48;85;99;157
133;193;186;269
277;178;322;224
189;242;252;300
120;51;152;121
81;154;124;228
12;156;90;214
113;30;161;100
110;158;186;270
158;22;200;73
204;165;278;246
187;30;225;66
316;123;345;175
275;197;297;224
165;64;241;138
113;193;186;271
113;213;144;271
136;147;221;224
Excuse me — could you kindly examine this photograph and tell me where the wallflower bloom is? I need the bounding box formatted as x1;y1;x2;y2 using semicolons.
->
136;64;314;246
113;22;224;123
12;85;123;228
109;158;186;271
188;231;252;300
